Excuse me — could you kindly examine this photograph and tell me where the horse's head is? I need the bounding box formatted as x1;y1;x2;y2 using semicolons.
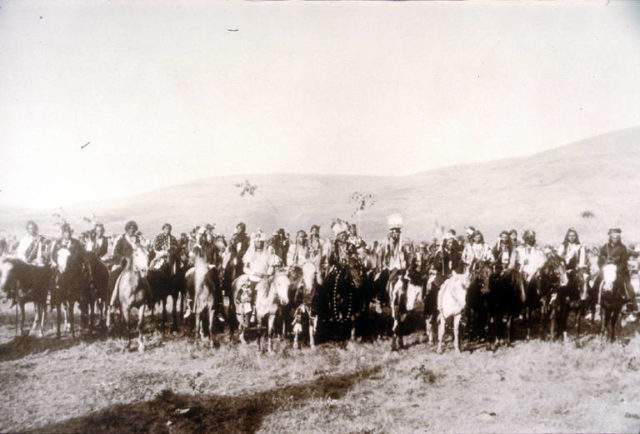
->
56;247;72;274
601;264;618;293
132;246;150;277
0;258;16;292
540;253;569;289
405;282;423;312
347;256;363;289
272;272;290;305
472;260;493;295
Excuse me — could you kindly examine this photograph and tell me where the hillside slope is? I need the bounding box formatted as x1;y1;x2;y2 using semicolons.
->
1;127;639;244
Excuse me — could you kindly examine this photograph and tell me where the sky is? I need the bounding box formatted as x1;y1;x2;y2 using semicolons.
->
1;0;640;209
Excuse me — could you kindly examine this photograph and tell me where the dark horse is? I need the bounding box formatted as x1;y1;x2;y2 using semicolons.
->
52;246;92;338
0;258;53;337
147;255;188;333
553;266;595;343
464;260;494;342
599;264;626;342
314;256;364;343
487;265;525;349
83;252;110;330
525;253;568;341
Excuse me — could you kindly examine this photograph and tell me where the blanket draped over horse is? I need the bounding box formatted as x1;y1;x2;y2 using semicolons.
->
313;256;364;343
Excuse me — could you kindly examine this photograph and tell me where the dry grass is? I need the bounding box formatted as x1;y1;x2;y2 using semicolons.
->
0;303;639;434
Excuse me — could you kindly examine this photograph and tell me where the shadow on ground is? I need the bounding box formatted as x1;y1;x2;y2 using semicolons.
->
35;365;382;433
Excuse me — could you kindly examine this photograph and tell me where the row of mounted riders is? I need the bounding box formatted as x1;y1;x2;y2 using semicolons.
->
0;241;630;353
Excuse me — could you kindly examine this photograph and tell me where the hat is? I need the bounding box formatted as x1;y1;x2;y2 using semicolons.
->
331;219;349;235
523;230;536;239
443;233;456;241
387;213;403;230
205;224;215;231
608;228;621;234
465;227;476;237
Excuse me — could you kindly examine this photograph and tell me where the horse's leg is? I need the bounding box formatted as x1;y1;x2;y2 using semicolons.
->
56;302;62;338
397;314;405;349
437;314;445;354
171;294;179;333
208;304;216;348
267;314;276;354
310;315;317;350
549;308;556;342
161;297;167;334
425;316;432;345
20;302;26;336
454;313;462;354
70;301;76;339
137;305;146;352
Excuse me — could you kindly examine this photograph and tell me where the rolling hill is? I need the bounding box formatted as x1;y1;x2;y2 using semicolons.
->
1;126;639;245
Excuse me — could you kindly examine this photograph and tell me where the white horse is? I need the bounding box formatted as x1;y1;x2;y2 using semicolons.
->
256;271;290;353
106;246;150;352
291;261;319;350
437;270;472;354
388;275;424;350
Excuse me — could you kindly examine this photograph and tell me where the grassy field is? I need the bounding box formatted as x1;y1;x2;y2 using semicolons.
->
0;302;639;433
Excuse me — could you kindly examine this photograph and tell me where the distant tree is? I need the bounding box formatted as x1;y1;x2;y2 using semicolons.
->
581;210;595;219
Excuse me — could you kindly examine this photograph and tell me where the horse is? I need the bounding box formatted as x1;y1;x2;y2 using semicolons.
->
437;269;472;354
464;260;494;342
106;246;151;352
255;271;291;353
486;264;526;349
147;253;186;333
83;251;110;330
599;264;626;342
290;261;319;349
525;253;568;341
192;247;223;348
0;258;52;337
314;256;364;344
51;246;92;338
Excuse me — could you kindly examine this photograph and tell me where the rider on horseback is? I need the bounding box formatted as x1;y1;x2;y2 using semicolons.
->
109;220;141;295
556;228;588;290
379;214;407;293
597;228;637;314
240;230;282;322
462;230;494;272
16;220;45;266
287;230;309;267
151;223;179;274
89;223;109;260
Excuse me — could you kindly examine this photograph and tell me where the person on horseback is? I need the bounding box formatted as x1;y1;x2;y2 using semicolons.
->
379;214;407;292
517;230;546;283
308;224;329;274
493;230;516;272
327;219;359;269
556;228;588;287
90;223;109;260
597;228;637;314
228;222;250;276
16;220;45;265
287;230;309;267
151;223;179;274
509;229;520;249
240;229;282;322
462;230;494;272
51;223;83;263
108;220;142;296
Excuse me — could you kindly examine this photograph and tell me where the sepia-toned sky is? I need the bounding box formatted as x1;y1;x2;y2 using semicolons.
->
1;0;640;209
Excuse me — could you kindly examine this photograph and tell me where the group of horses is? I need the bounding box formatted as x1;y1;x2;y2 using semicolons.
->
0;239;632;354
